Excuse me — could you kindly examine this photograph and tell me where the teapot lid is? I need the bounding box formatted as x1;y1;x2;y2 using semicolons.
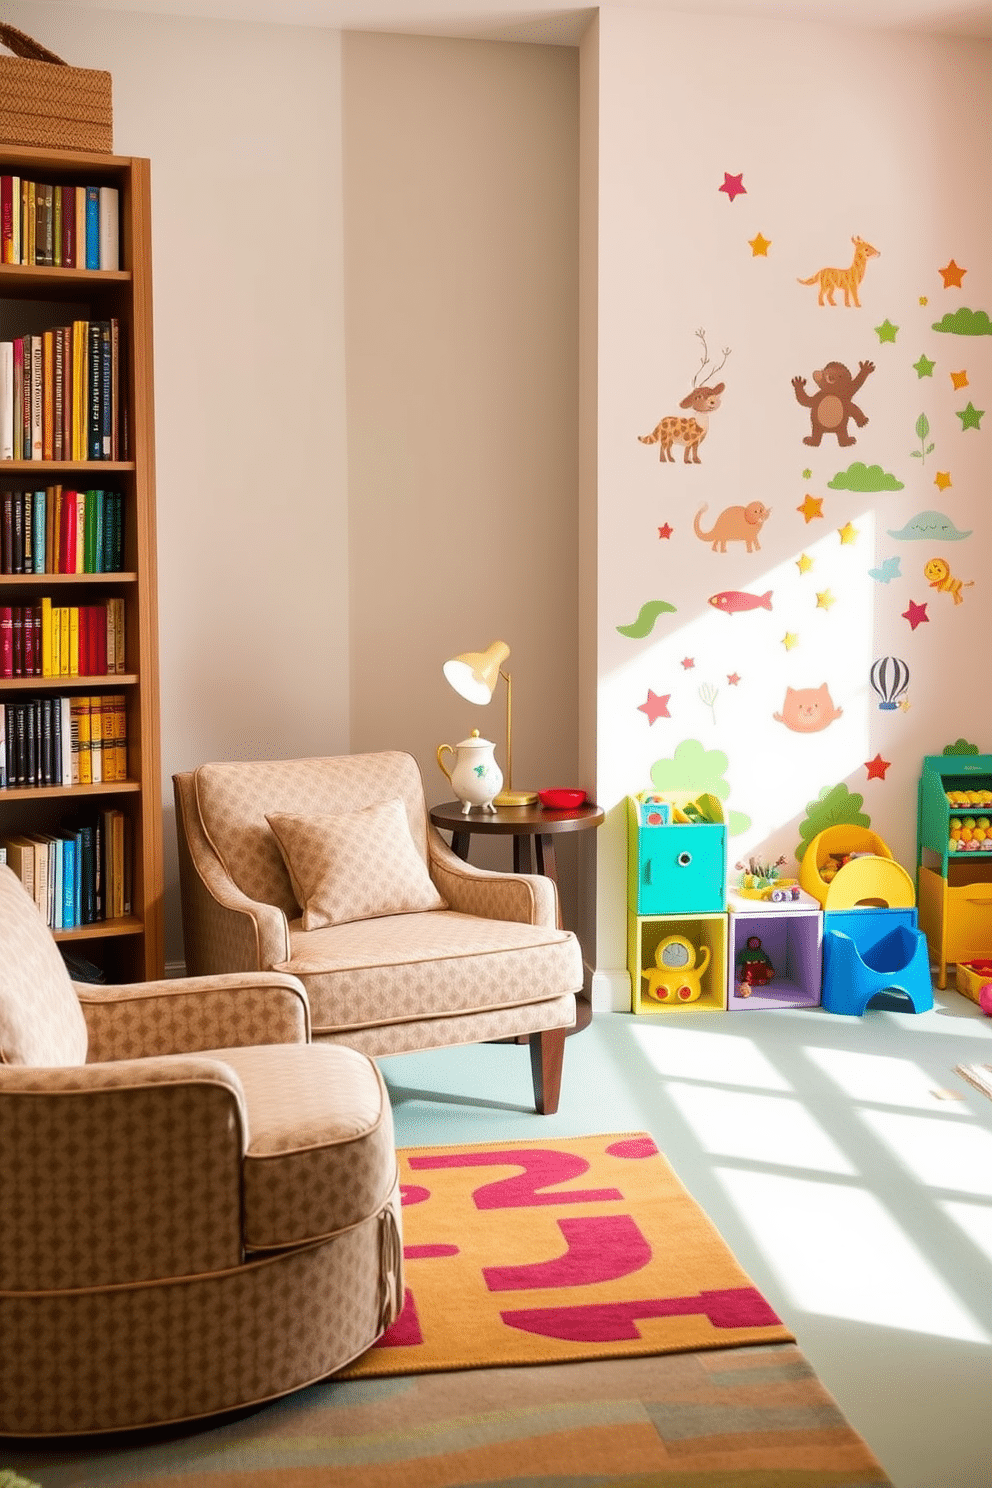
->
456;728;495;749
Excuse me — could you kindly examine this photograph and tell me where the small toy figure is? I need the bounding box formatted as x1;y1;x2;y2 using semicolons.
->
736;935;775;997
735;854;790;899
642;933;711;1004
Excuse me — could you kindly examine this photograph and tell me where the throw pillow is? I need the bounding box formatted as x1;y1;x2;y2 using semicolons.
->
266;797;446;929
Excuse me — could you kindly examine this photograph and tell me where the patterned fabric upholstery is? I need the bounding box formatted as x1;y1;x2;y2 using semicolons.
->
0;866;88;1066
0;866;404;1437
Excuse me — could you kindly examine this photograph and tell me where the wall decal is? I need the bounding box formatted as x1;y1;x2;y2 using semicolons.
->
838;522;858;545
616;599;677;637
815;589;836;610
792;360;875;447
797;553;814;575
870;656;909;710
869;557;901;583
938;259;967;288
956;401;984;430
865;754;891;780
934;471;952;491
795;783;870;863
797;494;824;522
943;738;980;756
913;354;936;378
719;171;746;201
797;235;879;307
911;413;935;464
649;738;751;835
924;557;974;605
727;673;741;686
681;657;696;669
708;588;773;614
693;500;771;552
781;631;799;650
699;683;719;724
749;232;771;256
657;522;674;539
888;509;971;540
828;461;903;491
638;689;671;724
950;370;969;389
932;307;992;335
638;329;730;465
874;319;899;343
774;684;843;732
902;599;930;630
801;467;813;479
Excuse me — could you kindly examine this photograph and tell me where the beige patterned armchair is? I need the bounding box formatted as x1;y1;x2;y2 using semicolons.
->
0;865;403;1438
173;751;581;1114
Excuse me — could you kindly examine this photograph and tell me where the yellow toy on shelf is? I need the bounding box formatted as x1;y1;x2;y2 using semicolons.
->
642;932;711;1004
798;825;915;910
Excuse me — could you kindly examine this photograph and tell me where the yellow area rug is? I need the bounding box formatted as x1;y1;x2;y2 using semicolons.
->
343;1131;793;1377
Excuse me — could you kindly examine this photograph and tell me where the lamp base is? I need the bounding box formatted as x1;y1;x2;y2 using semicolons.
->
494;789;539;808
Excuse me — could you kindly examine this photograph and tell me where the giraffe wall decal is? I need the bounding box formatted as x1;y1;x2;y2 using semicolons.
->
797;235;880;307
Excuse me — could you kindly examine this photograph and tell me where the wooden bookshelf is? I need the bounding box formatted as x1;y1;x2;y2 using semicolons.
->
0;145;162;980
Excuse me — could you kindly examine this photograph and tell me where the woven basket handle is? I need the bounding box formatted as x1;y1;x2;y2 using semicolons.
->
0;23;66;66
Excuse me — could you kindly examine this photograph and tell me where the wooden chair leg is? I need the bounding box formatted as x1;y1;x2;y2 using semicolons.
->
530;1027;566;1115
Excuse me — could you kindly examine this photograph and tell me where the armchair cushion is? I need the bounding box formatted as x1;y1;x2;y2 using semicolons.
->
267;797;445;929
0;865;87;1067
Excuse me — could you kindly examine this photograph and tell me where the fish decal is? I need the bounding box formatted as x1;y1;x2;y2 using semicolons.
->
708;589;773;614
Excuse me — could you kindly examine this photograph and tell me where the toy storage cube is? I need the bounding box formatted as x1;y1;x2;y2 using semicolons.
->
629;911;727;1014
627;798;726;914
727;892;823;1011
956;959;992;1005
919;861;992;989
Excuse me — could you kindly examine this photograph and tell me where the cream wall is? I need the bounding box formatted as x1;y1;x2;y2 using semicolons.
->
588;9;991;1005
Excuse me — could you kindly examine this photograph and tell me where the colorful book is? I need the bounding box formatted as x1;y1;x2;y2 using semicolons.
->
85;187;100;270
98;186;119;271
1;174;20;262
0;340;12;459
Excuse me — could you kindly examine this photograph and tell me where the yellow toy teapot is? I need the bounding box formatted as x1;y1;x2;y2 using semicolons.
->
642;933;711;1004
436;729;504;815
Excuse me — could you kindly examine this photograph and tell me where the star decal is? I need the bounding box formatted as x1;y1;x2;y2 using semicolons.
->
727;673;741;686
874;319;899;343
638;689;671;724
868;556;901;584
681;657;695;670
816;589;836;611
956;401;985;431
782;632;799;651
801;468;812;480
919;295;929;306
797;494;823;523
902;599;929;631
912;353;935;378
865;754;891;781
719;171;746;202
748;232;771;256
934;470;952;491
950;370;969;390
658;522;674;539
899;697;912;713
939;259;966;288
796;552;814;575
838;522;858;544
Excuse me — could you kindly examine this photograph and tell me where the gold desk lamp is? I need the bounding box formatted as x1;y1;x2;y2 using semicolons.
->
442;640;538;807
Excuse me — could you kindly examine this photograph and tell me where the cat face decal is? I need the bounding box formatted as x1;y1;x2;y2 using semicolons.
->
773;684;843;733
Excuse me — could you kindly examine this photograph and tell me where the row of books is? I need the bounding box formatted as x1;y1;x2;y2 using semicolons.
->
1;178;119;271
1;694;128;789
1;812;132;930
0;319;124;462
1;488;125;574
0;598;126;678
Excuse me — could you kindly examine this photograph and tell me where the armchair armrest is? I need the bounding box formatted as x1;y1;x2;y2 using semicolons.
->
78;972;311;1063
0;1058;247;1290
428;828;559;927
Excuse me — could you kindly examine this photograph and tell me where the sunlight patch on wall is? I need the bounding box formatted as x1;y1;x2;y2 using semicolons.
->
716;1168;990;1341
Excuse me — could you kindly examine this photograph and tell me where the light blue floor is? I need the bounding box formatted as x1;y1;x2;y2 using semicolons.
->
380;990;992;1488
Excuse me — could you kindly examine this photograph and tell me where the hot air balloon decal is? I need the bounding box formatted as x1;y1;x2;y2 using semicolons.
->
870;656;909;711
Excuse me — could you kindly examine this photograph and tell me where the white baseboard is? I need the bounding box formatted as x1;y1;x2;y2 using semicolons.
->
591;967;631;1013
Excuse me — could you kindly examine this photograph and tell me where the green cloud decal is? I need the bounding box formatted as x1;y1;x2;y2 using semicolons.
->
828;462;904;492
931;307;992;336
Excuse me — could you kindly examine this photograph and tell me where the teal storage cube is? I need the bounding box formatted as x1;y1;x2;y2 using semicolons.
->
627;799;726;914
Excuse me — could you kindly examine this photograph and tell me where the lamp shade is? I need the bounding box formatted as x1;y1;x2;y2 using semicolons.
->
442;641;510;705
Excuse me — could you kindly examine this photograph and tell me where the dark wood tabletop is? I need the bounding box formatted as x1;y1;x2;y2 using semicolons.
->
428;800;605;838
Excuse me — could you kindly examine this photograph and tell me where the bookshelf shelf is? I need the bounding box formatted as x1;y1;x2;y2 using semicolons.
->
0;146;162;980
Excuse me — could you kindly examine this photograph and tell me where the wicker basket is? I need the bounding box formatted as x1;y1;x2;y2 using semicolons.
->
0;23;112;154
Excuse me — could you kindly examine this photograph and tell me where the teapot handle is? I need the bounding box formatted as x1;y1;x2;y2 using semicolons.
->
436;744;454;782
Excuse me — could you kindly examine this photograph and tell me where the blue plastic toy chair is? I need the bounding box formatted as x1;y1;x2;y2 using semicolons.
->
821;922;934;1016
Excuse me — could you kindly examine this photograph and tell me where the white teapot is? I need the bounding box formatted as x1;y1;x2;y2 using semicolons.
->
436;730;503;814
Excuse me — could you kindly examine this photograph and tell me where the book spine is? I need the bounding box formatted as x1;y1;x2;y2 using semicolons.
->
0;340;12;460
85;187;100;270
61;184;75;268
98;186;119;272
88;321;102;460
75;491;86;574
110;318;120;460
0;174;18;262
89;694;103;784
42;329;54;460
0;702;5;787
1;491;10;573
61;834;76;929
52;185;62;268
0;605;11;678
12;338;23;461
100;324;112;457
33;489;46;573
19;337;30;461
53;331;64;462
75;185;87;274
30;336;43;459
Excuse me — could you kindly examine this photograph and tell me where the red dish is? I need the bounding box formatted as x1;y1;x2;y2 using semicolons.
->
539;788;587;810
